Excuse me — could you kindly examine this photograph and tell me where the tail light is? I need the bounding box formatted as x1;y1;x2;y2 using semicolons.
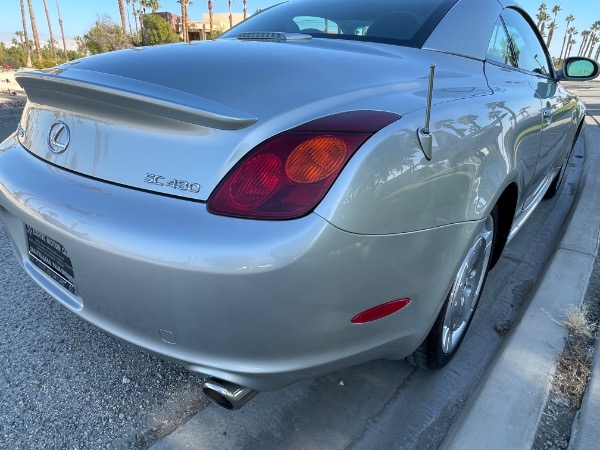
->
208;111;399;220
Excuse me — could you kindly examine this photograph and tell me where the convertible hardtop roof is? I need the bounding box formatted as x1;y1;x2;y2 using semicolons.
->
223;0;524;61
424;0;524;60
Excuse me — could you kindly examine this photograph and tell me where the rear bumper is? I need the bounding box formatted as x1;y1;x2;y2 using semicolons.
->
0;137;480;390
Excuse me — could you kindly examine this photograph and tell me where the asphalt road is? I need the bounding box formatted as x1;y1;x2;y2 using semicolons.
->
0;113;208;448
0;80;593;449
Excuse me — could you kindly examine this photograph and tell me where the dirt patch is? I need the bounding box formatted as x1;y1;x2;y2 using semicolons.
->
532;284;600;449
553;332;594;406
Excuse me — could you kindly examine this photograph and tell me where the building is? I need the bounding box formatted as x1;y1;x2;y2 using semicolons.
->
150;11;248;41
187;13;248;40
151;12;182;34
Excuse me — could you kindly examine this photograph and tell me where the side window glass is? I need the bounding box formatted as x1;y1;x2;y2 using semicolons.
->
487;18;516;66
501;8;551;76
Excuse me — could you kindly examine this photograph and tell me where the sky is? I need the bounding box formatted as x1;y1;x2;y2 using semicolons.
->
0;1;281;40
1;0;599;58
518;0;600;57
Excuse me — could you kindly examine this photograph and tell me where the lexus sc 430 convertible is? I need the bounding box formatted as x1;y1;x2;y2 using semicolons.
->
1;0;598;409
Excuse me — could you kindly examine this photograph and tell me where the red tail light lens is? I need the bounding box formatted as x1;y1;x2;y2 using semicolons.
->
208;111;400;220
351;299;411;324
230;154;282;207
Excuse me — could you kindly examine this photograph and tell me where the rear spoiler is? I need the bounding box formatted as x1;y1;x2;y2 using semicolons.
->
16;68;258;130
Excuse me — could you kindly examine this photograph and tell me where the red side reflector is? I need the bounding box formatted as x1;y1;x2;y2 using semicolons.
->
351;299;411;324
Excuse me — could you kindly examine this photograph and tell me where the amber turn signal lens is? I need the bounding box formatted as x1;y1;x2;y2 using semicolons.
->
285;136;347;184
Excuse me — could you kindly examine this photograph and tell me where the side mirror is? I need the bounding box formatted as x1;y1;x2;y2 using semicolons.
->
556;57;600;81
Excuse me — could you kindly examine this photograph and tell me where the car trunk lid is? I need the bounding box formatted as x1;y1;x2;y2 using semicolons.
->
15;39;490;201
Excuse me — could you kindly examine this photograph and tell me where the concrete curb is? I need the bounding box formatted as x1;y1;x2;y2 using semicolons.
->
567;123;600;450
440;117;600;449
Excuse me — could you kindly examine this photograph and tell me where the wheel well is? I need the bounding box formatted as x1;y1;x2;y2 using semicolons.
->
490;183;518;268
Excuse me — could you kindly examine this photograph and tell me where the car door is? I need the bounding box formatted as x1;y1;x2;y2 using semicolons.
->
483;16;543;208
500;8;578;209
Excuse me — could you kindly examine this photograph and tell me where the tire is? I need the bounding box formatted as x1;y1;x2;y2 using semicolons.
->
409;206;497;370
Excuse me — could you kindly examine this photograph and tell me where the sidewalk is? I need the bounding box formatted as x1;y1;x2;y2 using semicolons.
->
441;117;600;449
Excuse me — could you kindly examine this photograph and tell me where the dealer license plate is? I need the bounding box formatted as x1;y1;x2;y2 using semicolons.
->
26;225;77;295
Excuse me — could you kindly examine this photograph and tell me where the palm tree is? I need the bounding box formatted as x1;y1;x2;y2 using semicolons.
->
566;29;578;58
578;30;590;56
228;0;233;28
19;0;32;67
567;37;577;58
588;34;598;59
435;119;466;138
41;0;57;62
243;0;247;20
546;22;558;48
536;3;547;28
26;0;42;61
546;4;561;48
178;0;191;42
558;14;574;61
208;0;214;34
125;0;133;34
15;30;24;46
518;106;531;119
587;21;600;58
536;3;549;35
55;0;68;61
579;23;599;58
457;114;482;133
131;0;140;39
118;0;128;34
140;0;161;13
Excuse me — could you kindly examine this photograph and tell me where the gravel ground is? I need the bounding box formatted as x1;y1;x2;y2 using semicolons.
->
0;117;209;449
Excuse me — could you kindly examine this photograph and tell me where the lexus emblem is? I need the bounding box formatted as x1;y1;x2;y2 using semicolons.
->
48;121;70;154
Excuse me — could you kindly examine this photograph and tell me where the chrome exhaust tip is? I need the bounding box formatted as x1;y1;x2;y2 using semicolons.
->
202;378;258;410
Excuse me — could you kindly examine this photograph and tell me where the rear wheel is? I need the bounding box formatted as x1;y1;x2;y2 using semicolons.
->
410;207;496;370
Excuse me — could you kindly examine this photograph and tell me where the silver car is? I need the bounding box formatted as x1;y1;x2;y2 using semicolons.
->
1;0;598;409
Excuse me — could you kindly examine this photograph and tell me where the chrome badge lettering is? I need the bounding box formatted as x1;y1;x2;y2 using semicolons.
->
144;173;200;194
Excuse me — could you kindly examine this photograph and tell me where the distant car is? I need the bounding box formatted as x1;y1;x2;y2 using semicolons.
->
1;0;598;410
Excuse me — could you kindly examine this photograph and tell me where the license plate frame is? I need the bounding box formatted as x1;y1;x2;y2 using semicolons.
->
26;225;77;295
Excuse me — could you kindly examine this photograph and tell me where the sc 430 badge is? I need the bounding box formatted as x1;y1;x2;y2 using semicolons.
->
144;173;201;194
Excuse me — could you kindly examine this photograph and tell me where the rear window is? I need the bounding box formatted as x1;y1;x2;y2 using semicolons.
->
221;0;458;48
